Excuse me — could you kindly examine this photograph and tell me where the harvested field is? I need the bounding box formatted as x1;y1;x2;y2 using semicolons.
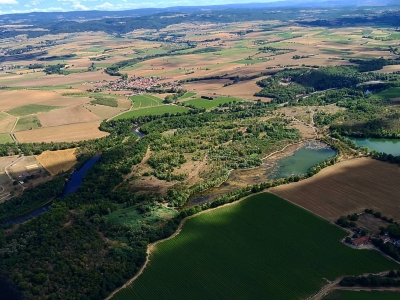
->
35;149;77;176
0;90;90;110
271;158;400;221
0;113;16;133
14;121;108;143
83;104;126;120
38;105;99;127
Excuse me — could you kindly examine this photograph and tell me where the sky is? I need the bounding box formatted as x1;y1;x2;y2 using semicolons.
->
0;0;286;15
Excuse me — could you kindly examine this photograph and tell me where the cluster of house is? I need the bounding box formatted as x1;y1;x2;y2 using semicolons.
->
350;235;400;248
93;76;179;91
0;64;24;71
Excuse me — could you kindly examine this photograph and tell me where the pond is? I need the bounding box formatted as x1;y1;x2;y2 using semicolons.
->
349;137;400;156
187;140;336;207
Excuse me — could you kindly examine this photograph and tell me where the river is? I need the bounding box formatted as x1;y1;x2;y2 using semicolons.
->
4;124;145;225
187;140;336;206
349;137;400;156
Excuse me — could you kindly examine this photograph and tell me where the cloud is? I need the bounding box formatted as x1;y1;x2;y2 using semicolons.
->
95;2;113;9
72;2;88;10
0;0;18;4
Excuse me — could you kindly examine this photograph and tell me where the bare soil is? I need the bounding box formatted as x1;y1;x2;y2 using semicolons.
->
271;158;400;221
38;105;99;127
14;121;108;143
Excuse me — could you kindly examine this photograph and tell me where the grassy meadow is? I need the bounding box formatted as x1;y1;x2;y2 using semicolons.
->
0;133;13;144
7;104;59;116
113;105;189;119
130;94;164;109
112;193;397;300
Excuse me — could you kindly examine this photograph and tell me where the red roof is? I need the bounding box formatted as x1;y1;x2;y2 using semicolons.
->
353;236;369;245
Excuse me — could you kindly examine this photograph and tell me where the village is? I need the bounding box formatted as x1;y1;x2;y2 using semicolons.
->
87;75;179;92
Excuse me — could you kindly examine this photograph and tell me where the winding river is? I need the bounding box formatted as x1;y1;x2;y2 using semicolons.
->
4;125;145;225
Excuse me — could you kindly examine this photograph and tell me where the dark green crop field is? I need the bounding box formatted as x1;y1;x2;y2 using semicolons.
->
112;193;397;300
324;290;400;300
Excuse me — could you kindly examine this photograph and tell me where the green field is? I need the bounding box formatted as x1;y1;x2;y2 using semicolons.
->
0;133;12;144
130;94;164;109
90;96;118;107
375;87;400;99
107;204;178;230
113;105;189;119
112;193;397;300
324;290;400;300
14;116;42;131
7;104;59;116
184;96;245;109
178;92;196;99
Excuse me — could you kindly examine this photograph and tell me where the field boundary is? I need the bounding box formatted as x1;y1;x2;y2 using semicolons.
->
105;191;266;300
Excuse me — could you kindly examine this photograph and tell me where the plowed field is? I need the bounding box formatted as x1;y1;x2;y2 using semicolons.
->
271;158;400;221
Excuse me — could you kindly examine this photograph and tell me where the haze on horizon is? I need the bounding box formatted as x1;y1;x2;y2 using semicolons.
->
0;0;375;16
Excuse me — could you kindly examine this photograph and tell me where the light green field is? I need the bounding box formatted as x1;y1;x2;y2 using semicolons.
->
14;116;42;131
375;87;400;99
184;96;245;109
130;94;164;109
114;105;189;119
324;290;400;300
178;92;196;99
0;133;12;144
112;193;397;300
234;59;265;64
107;204;178;230
6;104;60;116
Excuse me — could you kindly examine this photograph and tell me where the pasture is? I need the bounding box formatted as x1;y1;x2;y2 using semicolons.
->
375;87;400;100
112;193;397;300
14;116;42;131
183;96;245;109
113;105;189;120
271;158;400;221
0;133;12;144
324;290;400;300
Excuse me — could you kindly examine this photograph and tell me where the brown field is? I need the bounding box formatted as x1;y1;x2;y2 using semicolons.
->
35;148;77;176
7;70;111;87
0;90;90;110
0;113;17;133
83;104;127;120
14;121;108;143
271;158;400;221
38;105;99;127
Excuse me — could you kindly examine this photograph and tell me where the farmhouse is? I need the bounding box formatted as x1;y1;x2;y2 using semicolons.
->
352;236;370;246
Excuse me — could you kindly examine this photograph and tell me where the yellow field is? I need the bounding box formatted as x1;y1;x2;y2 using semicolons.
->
35;148;77;176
